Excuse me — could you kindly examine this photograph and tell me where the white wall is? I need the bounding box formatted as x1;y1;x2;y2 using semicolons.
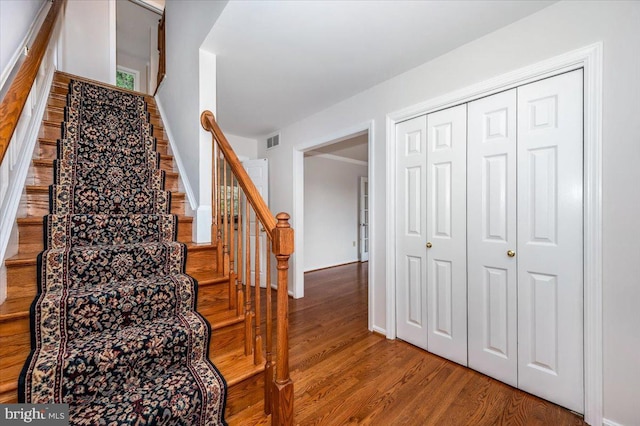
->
155;0;228;243
258;2;640;425
0;0;46;89
225;133;258;160
304;155;367;271
58;0;116;85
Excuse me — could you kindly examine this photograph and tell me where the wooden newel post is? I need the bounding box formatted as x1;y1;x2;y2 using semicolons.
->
271;212;294;425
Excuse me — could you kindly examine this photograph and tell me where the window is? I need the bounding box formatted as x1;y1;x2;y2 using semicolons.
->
116;66;140;91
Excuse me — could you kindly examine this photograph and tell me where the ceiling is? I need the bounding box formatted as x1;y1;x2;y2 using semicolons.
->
203;0;556;138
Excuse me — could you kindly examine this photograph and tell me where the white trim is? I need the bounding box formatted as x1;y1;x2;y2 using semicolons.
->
153;96;198;211
372;325;387;336
108;0;116;85
304;151;368;167
385;43;603;425
602;419;625;426
128;0;164;15
292;120;374;309
0;1;50;92
116;65;140;92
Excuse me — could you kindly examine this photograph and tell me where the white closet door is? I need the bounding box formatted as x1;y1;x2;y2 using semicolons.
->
395;116;428;349
517;70;584;413
467;89;518;386
426;105;468;365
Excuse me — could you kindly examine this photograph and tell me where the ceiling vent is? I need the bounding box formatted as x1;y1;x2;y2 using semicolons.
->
267;134;280;150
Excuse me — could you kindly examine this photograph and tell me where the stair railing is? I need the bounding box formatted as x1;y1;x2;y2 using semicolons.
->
201;111;294;425
0;0;65;165
0;0;65;294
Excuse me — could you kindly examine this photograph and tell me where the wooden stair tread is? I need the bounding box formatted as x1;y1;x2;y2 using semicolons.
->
212;347;266;387
184;242;216;251
197;272;228;287
208;309;244;329
5;252;38;265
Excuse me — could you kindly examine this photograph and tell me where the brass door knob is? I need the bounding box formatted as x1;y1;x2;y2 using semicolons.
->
507;250;516;257
426;242;432;248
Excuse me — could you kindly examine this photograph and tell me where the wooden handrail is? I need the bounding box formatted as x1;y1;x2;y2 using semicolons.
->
0;0;64;165
201;111;278;235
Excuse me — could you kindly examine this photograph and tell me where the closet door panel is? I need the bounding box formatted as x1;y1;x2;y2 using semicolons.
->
426;104;467;365
395;116;429;349
517;69;584;413
467;89;518;386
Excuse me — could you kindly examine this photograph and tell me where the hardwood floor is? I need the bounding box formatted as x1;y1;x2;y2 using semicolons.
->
242;262;585;425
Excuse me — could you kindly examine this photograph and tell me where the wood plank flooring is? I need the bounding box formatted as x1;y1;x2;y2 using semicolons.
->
234;262;585;425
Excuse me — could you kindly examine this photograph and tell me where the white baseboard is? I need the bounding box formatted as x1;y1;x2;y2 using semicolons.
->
603;419;625;426
153;96;197;211
371;325;387;337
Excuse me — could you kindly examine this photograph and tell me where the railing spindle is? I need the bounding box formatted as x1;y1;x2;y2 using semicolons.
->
215;150;223;272
222;158;230;276
228;174;237;310
254;220;264;366
265;237;273;415
244;200;253;356
211;143;218;250
236;189;244;316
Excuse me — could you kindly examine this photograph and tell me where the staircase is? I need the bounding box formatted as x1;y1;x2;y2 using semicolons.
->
0;72;293;424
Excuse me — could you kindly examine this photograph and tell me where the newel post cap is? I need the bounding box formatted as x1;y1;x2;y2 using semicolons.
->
273;213;294;256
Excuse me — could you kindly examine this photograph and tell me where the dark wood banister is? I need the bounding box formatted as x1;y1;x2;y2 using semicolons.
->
0;0;65;165
201;110;294;425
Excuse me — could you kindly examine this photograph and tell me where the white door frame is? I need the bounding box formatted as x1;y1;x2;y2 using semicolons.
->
116;65;140;92
358;176;369;262
385;43;602;425
292;121;375;329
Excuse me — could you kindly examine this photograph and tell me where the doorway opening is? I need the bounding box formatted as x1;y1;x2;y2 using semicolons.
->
292;121;374;332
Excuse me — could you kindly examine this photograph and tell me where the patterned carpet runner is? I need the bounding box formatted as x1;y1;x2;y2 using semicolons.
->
19;80;227;425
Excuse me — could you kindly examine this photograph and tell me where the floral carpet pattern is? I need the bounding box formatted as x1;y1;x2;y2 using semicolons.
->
19;80;227;425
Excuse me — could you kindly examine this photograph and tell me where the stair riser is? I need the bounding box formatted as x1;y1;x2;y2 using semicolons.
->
226;373;265;418
6;264;37;299
0;317;30;403
46;95;162;127
17;218;193;254
35;141;56;159
43;108;64;123
197;284;232;316
8;244;206;291
210;321;246;354
47;95;66;109
30;164;179;191
25;191;186;216
186;247;218;281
